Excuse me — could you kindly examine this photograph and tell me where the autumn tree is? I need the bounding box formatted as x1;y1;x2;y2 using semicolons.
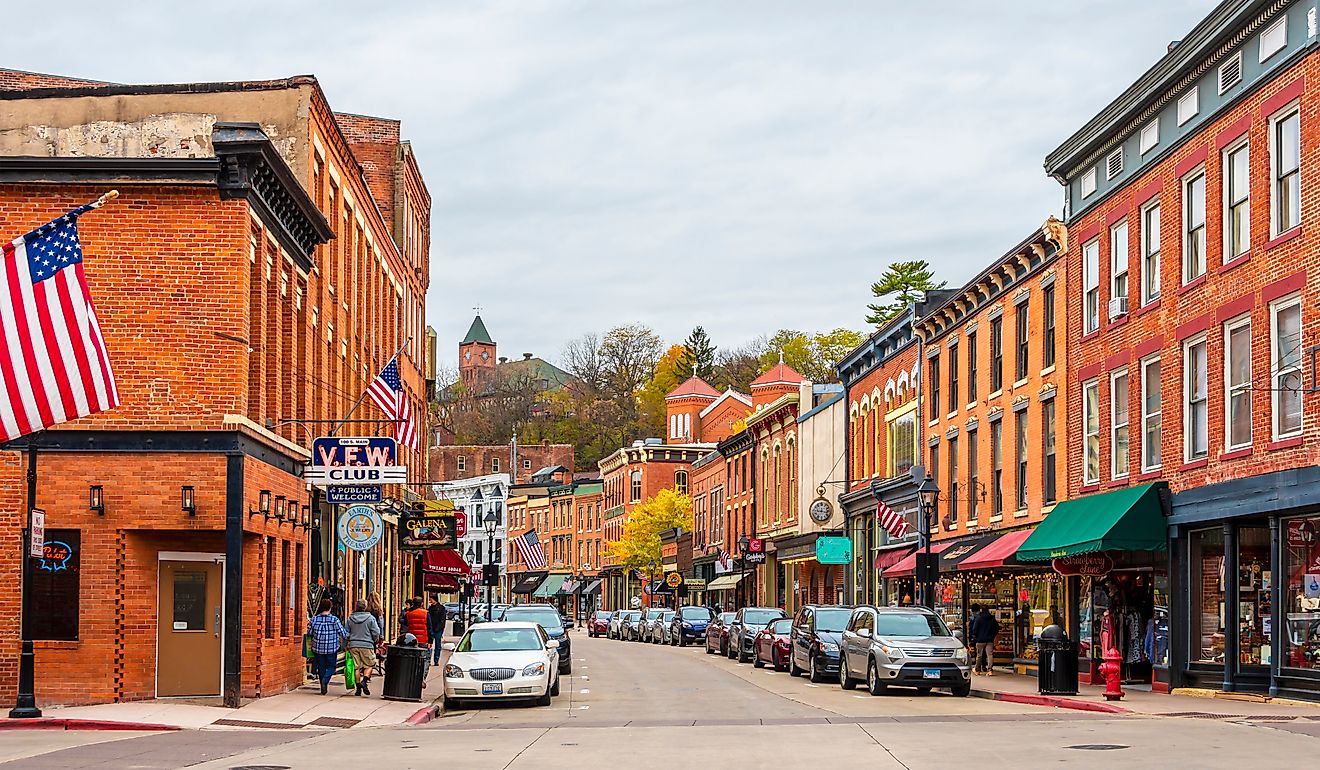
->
604;489;693;573
677;326;716;381
865;259;945;326
713;336;768;393
638;344;689;435
758;328;863;383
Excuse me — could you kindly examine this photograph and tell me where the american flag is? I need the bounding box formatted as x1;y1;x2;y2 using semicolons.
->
513;530;546;570
1;206;119;442
716;549;733;572
366;357;417;450
877;499;910;539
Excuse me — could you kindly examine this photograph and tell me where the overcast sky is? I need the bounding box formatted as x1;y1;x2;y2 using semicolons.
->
6;0;1214;370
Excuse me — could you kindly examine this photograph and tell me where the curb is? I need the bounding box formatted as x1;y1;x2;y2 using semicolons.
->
972;688;1131;715
405;705;440;725
0;718;180;732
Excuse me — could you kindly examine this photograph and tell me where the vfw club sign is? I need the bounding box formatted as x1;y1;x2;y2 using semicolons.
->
304;437;407;486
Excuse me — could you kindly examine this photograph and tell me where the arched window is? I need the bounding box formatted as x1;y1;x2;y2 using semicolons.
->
773;445;782;521
873;401;884;478
760;449;771;526
630;470;642;502
675;470;689;495
860;403;872;478
786;438;796;520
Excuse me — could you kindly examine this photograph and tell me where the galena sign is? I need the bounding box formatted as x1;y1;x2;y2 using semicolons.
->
304;436;407;486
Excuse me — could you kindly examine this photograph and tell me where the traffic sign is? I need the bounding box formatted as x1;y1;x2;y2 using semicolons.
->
28;508;44;558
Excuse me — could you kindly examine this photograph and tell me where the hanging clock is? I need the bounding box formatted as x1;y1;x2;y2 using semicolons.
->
809;497;833;523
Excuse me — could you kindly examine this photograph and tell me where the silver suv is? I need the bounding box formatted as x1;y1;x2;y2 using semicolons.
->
838;606;971;697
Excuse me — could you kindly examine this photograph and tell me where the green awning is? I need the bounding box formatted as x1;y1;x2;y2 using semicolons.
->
1016;483;1168;562
533;573;569;599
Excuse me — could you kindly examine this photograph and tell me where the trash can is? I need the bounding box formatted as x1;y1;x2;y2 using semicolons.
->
451;617;466;637
381;645;426;702
1037;624;1079;695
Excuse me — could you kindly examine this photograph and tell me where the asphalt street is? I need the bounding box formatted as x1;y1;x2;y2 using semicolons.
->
5;633;1319;768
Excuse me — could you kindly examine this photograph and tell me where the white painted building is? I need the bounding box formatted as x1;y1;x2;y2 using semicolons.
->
432;473;510;594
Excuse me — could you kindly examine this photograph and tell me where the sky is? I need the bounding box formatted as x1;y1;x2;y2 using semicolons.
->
4;0;1215;371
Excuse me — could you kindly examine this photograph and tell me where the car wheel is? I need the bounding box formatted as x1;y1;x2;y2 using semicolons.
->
442;695;459;711
809;655;824;683
773;651;784;671
536;686;552;707
839;657;858;690
705;639;714;654
866;659;887;696
551;677;561;697
737;644;751;664
788;650;801;677
951;682;971;697
753;649;765;668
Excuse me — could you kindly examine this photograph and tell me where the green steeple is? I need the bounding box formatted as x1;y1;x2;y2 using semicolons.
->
461;315;494;345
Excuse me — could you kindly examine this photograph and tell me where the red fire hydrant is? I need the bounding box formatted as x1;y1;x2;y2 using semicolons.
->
1099;646;1125;701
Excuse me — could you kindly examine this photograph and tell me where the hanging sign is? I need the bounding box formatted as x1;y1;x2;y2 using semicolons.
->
1051;553;1114;577
305;437;406;486
326;485;384;505
28;508;44;558
665;572;684;588
400;499;459;551
815;535;852;565
337;505;383;551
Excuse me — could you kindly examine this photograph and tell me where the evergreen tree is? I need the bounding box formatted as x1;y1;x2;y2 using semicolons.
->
866;260;946;326
677;325;717;380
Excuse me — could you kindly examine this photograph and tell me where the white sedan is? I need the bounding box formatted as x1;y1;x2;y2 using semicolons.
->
441;622;561;708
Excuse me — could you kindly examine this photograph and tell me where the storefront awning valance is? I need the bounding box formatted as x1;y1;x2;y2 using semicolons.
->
579;578;603;595
421;548;471;576
511;571;549;594
423;573;460;591
705;573;747;591
597;564;625;576
938;533;1001;572
1016;483;1168;562
534;573;569;598
958;528;1035;571
874;545;915;571
882;542;952;578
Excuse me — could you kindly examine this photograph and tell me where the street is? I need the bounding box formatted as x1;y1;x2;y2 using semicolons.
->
5;633;1319;769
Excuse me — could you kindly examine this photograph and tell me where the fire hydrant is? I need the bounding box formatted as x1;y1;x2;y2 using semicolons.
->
1099;646;1125;701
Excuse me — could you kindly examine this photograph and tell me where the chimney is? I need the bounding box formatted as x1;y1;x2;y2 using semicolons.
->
498;356;508;364
523;353;533;360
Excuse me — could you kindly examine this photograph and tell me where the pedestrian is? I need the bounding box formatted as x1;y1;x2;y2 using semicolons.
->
404;596;432;687
427;593;448;667
367;591;384;628
347;599;382;696
307;598;348;695
968;604;1000;676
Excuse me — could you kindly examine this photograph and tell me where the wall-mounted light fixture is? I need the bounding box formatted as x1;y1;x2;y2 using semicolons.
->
273;495;286;522
251;490;272;518
181;486;195;516
89;485;104;516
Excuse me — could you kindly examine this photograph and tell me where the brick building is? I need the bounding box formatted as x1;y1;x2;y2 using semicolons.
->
0;72;430;707
429;442;574;486
1038;0;1320;699
910;224;1068;655
746;362;806;607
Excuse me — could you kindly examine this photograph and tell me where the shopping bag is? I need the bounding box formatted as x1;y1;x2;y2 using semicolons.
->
344;653;357;690
303;634;314;659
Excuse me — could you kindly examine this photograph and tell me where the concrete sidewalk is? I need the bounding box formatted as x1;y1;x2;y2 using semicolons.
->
11;665;444;731
971;667;1320;718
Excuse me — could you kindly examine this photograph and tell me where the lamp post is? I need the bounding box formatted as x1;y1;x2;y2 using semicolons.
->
647;559;657;609
737;534;750;610
484;511;497;622
916;474;940;610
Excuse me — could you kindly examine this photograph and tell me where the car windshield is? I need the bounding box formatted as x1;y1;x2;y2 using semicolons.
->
628;612;642;621
875;612;951;638
718;613;735;624
814;608;852;633
596;611;613;620
768;619;792;634
457;628;543;652
681;607;712;621
659;612;675;621
503;609;564;630
742;609;783;625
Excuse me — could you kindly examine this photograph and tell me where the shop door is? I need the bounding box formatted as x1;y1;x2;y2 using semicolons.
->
157;559;223;697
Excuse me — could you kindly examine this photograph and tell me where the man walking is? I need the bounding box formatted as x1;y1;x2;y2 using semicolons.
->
427;594;448;667
968;604;1000;676
404;597;432;686
307;599;348;695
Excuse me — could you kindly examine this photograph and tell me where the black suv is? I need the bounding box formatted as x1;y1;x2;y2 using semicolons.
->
499;604;573;674
726;607;788;663
788;604;853;682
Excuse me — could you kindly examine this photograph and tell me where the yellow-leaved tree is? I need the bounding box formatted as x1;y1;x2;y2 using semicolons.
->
604;488;693;573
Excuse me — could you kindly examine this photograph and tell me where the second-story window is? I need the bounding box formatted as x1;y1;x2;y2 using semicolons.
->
1271;295;1303;439
929;354;941;421
888;409;916;477
948;344;959;414
457;455;466;472
630;470;642;502
1225;316;1252;450
491;457;500;473
1183;169;1207;284
1083;379;1100;485
1083;238;1100;333
967;330;978;402
1042;399;1057;504
1015;302;1029;382
990;318;1004;392
1272;107;1301;236
990;420;1003;516
1043;285;1056;369
1225;142;1250;260
1142;201;1162;305
1015;409;1028;510
1141;356;1163;471
675;470;688;495
947;435;959;527
967;428;979;521
1111;369;1130;478
1184;335;1209;461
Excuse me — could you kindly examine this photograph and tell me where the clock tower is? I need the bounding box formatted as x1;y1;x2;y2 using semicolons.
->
459;314;497;387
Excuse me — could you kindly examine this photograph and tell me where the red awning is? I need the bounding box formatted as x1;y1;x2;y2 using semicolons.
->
873;546;915;571
421;548;471;576
957;528;1035;571
423;573;460;591
882;541;953;578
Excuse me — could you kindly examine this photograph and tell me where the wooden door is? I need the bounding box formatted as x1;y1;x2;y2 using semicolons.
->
157;559;223;697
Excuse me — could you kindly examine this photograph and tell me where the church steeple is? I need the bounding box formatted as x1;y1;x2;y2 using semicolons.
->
459;314;497;386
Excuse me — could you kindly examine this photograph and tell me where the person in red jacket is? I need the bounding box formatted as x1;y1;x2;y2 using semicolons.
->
403;597;431;686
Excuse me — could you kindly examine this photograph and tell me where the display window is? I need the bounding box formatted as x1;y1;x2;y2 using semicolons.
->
966;577;1015;658
1285;515;1320;670
935;577;964;636
1078;569;1158;682
1190;528;1225;663
1238;527;1271;667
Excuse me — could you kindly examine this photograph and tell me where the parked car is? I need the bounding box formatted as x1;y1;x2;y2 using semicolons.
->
650;610;676;644
788;604;854;683
498;604;573;674
624;610;646;641
638;608;666;643
589;610;614;638
753;618;794;670
705;612;736;655
671;605;713;647
838;606;970;697
441;622;561;709
609;610;634;640
728;607;788;663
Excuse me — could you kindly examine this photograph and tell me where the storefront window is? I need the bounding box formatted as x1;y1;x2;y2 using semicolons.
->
1190;528;1226;663
1018;574;1064;660
1079;577;1096;659
1152;572;1170;667
1285;515;1320;670
1238;527;1271;667
935;578;964;637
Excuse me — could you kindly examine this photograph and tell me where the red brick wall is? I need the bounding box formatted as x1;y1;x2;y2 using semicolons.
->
700;394;751;445
1065;58;1320;500
332;112;401;233
847;344;919;492
0;68;107;90
430;444;574;485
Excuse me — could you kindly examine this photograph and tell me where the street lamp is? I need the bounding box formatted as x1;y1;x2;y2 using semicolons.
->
484;511;498;622
916;474;940;609
737;533;750;610
647;559;657;608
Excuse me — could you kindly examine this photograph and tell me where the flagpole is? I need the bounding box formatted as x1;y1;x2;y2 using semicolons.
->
328;336;412;437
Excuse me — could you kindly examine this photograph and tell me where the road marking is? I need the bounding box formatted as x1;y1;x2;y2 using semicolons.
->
578;705;590;710
854;695;868;699
580;689;590;694
805;684;819;688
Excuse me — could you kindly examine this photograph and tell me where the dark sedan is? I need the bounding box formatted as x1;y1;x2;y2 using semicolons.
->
727;607;788;663
498;604;572;675
704;612;736;655
754;618;793;670
788;604;853;682
670;605;713;647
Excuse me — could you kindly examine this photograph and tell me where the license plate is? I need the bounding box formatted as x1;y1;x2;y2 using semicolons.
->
481;682;503;695
923;669;941;679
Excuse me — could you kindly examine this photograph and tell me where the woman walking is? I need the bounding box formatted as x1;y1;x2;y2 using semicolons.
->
307;598;348;695
347;599;382;696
